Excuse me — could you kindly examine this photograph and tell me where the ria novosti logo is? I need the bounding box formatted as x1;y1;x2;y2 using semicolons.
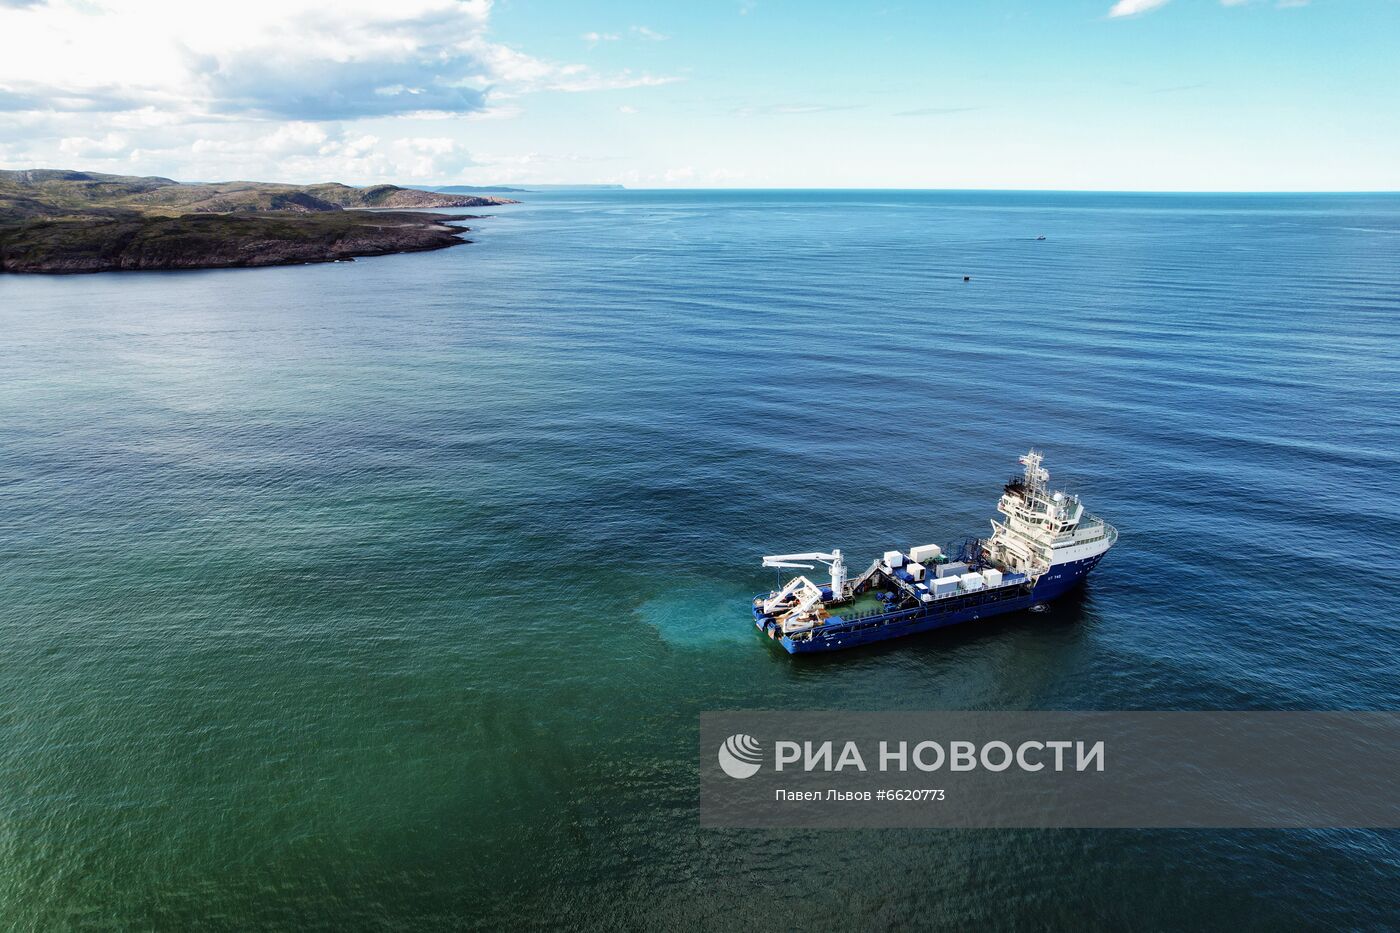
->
717;734;763;779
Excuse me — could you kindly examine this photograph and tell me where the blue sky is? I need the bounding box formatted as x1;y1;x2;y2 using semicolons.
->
1;0;1396;189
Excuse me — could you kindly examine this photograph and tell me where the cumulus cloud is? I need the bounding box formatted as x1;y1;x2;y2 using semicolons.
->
0;1;499;119
23;121;472;182
57;132;129;158
0;0;679;180
1108;0;1172;16
0;1;677;116
632;26;669;41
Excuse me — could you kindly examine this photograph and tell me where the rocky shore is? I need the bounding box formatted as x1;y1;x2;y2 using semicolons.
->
0;211;474;274
0;169;517;274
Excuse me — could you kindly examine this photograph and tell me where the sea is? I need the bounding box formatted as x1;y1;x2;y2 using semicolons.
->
2;189;1398;929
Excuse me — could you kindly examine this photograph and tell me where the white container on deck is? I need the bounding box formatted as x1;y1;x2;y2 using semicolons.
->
935;561;968;579
909;544;942;563
959;572;985;591
933;577;959;596
982;568;1003;587
907;562;926;581
884;550;905;568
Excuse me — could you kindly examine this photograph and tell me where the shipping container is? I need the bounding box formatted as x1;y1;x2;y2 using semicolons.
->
932;577;960;596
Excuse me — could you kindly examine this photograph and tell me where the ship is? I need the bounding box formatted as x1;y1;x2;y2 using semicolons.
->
751;451;1116;654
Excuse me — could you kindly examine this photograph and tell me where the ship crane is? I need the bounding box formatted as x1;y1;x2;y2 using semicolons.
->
762;550;847;602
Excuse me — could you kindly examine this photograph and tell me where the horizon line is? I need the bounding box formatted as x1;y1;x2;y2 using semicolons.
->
6;167;1396;195
447;185;1400;195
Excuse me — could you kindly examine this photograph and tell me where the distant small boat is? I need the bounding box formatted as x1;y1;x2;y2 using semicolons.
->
1036;235;1047;241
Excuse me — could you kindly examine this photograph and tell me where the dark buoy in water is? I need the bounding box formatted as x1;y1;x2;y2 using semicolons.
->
963;275;971;282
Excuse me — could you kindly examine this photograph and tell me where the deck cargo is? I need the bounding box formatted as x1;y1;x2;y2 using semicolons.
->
909;544;942;563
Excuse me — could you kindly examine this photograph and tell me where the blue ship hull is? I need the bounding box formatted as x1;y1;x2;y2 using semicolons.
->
754;552;1106;654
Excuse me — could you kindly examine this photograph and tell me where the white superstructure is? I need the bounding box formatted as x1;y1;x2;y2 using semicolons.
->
984;450;1117;582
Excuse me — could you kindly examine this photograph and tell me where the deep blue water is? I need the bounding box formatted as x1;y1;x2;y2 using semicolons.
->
2;189;1398;929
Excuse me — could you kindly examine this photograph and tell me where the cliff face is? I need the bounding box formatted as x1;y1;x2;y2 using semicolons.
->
0;169;515;273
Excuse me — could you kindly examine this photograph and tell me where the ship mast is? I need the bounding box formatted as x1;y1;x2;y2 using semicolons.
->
1020;449;1049;494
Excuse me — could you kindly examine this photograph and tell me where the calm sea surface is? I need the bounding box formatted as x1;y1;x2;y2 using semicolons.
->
2;190;1399;929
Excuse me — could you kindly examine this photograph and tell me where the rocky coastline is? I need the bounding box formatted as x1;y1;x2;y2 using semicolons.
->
0;170;517;274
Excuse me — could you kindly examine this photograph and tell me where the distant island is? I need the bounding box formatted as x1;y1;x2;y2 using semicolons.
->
432;184;627;193
0;170;519;274
434;185;532;193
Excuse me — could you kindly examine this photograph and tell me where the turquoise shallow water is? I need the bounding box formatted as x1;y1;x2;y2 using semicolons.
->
2;190;1399;928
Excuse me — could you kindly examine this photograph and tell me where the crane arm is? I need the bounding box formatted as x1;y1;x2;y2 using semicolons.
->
763;551;838;566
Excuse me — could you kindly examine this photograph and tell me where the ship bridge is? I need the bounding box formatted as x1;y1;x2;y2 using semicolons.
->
984;450;1117;579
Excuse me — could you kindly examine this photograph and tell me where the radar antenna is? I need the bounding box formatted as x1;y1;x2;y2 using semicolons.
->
1019;449;1050;493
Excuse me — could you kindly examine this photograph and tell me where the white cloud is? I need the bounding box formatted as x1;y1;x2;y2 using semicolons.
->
461;149;625;185
1114;0;1305;16
1108;0;1172;17
735;103;862;116
0;1;677;115
177;126;468;182
545;71;680;94
581;31;620;42
618;105;638;114
0;0;497;120
254;123;332;156
632;26;669;41
0;0;680;181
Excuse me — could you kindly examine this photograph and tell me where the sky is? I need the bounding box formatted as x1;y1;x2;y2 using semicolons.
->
0;0;1396;190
